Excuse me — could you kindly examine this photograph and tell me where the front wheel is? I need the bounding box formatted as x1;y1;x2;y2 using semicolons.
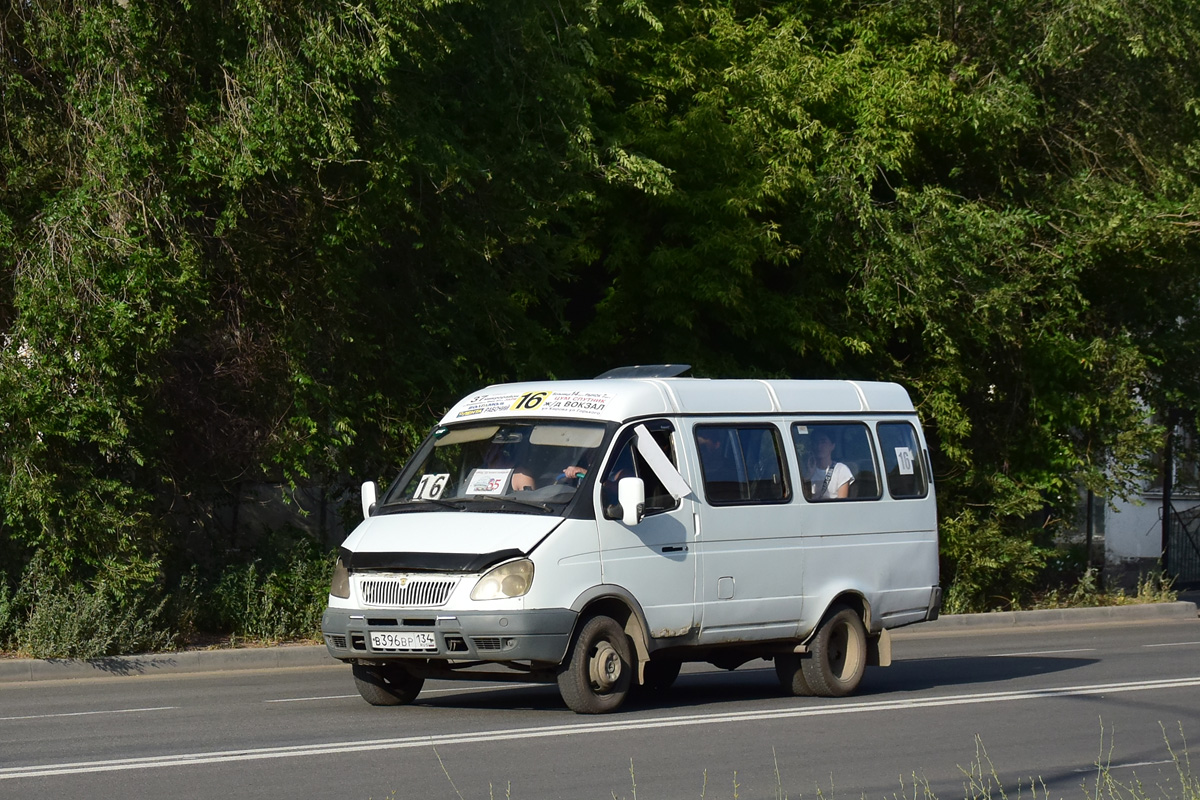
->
352;662;425;706
800;605;868;697
557;615;633;714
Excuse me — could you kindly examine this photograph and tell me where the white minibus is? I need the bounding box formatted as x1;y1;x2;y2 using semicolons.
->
322;366;941;713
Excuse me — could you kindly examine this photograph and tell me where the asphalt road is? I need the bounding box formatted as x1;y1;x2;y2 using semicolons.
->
3;615;1200;800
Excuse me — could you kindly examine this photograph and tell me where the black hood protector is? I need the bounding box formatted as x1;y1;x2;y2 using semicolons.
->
340;547;525;573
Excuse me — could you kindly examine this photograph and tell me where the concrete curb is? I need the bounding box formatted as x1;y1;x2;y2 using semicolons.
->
902;599;1200;635
2;601;1197;684
0;642;339;684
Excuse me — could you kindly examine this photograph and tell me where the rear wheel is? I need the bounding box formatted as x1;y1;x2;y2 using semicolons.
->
800;605;867;697
352;662;424;706
774;653;814;696
641;658;682;691
557;615;633;714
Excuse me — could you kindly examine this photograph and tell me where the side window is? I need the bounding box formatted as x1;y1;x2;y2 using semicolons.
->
877;422;929;499
601;421;681;516
792;422;881;501
695;425;789;506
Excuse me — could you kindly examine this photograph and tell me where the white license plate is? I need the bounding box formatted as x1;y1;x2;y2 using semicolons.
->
369;630;437;651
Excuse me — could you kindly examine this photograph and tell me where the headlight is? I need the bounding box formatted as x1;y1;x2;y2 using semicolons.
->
330;556;351;599
470;559;534;600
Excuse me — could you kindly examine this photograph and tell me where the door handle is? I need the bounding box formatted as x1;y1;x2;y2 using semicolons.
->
661;545;687;553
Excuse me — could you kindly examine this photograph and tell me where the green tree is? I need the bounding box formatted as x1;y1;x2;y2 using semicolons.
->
4;0;1200;644
0;0;607;598
565;0;1200;609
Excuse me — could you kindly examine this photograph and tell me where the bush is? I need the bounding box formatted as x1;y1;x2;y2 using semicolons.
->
940;510;1052;613
2;550;171;659
0;538;335;656
18;581;171;659
0;579;16;650
201;540;334;642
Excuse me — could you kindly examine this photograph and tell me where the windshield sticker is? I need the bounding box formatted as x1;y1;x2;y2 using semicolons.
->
466;469;512;495
414;473;449;500
455;392;523;418
539;390;613;415
895;447;915;475
455;389;615;418
510;391;551;411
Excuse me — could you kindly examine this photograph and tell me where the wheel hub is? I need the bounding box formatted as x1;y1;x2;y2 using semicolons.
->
589;641;622;690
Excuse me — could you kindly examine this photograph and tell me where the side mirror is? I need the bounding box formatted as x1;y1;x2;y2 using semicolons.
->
617;477;645;526
361;480;379;519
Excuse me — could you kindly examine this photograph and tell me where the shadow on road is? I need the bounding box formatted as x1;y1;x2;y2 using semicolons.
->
866;654;1099;693
410;653;1097;714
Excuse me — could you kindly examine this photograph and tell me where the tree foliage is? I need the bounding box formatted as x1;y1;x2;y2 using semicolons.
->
2;0;1200;627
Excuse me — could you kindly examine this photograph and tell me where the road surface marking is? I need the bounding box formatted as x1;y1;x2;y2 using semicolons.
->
0;706;177;722
989;648;1097;657
4;676;1200;780
1073;758;1175;773
265;684;529;703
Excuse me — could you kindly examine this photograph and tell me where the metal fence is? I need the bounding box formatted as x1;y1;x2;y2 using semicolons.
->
1168;503;1200;585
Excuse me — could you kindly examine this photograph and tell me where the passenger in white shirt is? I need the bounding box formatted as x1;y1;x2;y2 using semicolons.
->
807;431;853;500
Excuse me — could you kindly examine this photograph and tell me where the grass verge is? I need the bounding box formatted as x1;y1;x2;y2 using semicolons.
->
373;724;1196;800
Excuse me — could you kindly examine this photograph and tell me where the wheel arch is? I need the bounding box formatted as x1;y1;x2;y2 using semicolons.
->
806;590;890;668
569;585;652;673
808;591;872;633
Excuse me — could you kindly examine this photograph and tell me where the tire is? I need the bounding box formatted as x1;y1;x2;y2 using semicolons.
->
774;653;814;696
352;662;425;706
641;658;682;691
800;605;868;697
557;615;633;714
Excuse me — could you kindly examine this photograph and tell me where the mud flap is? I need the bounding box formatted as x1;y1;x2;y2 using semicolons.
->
867;628;892;667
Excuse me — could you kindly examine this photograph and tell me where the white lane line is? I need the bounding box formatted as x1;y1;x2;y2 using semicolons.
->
990;648;1098;657
265;684;532;703
404;683;532;696
0;706;178;722
265;695;360;704
1073;758;1175;773
1142;641;1200;648
4;676;1200;780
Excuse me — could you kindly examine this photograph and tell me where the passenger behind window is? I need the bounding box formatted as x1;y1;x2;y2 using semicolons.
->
802;430;853;500
696;428;744;502
483;439;536;491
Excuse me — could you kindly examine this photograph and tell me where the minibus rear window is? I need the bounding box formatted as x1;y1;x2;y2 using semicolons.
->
876;422;929;499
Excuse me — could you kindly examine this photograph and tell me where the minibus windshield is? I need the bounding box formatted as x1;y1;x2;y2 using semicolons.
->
381;420;608;511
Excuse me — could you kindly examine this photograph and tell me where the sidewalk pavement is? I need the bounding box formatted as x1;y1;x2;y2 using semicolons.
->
2;599;1197;685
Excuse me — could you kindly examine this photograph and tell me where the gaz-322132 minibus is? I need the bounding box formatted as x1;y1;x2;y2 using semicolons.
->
322;366;941;713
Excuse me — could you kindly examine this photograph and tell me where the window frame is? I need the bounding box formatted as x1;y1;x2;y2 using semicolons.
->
875;421;930;500
601;419;682;518
791;421;883;503
694;423;792;507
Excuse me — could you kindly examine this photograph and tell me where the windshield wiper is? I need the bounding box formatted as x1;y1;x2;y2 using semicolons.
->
381;497;465;511
387;495;555;514
493;496;554;513
416;497;466;510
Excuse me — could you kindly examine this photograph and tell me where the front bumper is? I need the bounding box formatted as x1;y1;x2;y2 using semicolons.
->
321;607;578;664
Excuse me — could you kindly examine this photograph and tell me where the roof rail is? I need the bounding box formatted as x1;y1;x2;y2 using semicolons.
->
594;364;692;379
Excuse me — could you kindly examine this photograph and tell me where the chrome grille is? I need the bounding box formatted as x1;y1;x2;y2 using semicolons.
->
357;574;458;608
